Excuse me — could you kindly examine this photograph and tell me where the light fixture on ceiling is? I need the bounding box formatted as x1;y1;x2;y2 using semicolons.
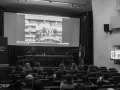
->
78;5;80;8
83;5;86;9
71;4;73;8
10;0;13;2
25;0;27;3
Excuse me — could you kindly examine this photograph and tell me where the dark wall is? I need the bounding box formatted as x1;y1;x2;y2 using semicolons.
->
8;45;79;66
80;12;93;65
0;6;4;36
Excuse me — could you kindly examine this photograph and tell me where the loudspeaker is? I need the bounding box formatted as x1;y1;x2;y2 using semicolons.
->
104;24;109;32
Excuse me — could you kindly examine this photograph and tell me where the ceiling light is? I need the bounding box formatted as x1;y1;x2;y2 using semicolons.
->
83;5;85;9
11;0;13;2
78;5;80;8
71;4;73;8
25;0;27;3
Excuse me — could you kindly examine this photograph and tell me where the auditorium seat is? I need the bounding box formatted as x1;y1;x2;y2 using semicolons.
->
76;73;84;79
110;73;120;78
101;84;115;89
89;77;97;85
53;81;61;86
108;68;116;71
40;79;50;87
112;76;120;85
43;86;60;90
85;85;98;90
87;72;98;78
116;83;120;88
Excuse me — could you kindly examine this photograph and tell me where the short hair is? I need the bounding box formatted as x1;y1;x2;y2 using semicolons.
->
33;79;42;90
65;74;72;84
73;83;85;90
47;69;54;76
59;63;65;70
25;63;30;68
20;71;26;79
36;62;40;67
56;71;62;79
72;63;77;68
25;74;34;83
83;64;88;71
103;73;109;80
18;66;23;71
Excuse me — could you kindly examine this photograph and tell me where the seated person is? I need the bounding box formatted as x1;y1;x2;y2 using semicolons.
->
46;69;55;82
81;75;93;85
14;71;27;90
37;69;45;79
11;65;20;74
73;83;85;90
58;63;66;71
51;71;64;85
18;74;34;90
96;73;111;88
70;63;78;71
23;63;32;71
33;62;43;71
96;72;103;82
32;79;42;90
88;65;97;72
60;74;76;90
80;64;89;75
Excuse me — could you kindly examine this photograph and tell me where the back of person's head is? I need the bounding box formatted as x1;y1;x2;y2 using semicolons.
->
15;65;20;71
18;66;23;72
103;73;109;80
20;71;26;79
36;62;40;67
33;79;42;90
83;64;88;71
65;74;73;84
82;75;91;85
97;72;103;78
59;63;65;70
25;63;30;68
89;65;94;70
72;75;78;80
72;63;77;69
73;83;85;90
25;74;34;83
56;71;62;79
47;69;54;76
37;69;43;75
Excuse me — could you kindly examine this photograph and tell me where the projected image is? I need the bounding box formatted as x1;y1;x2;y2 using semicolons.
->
111;50;120;59
25;14;62;43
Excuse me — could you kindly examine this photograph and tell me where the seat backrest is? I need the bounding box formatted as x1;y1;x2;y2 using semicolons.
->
85;85;98;90
87;72;98;77
43;86;60;90
40;79;50;87
101;84;115;89
110;73;120;78
108;68;116;71
76;73;84;79
112;76;120;85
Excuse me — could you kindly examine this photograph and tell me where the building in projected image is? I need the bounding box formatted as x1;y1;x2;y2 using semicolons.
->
25;14;63;43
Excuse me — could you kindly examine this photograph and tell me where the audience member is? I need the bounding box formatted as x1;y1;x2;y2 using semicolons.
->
18;74;34;90
73;83;85;90
34;62;43;71
23;63;32;71
60;74;76;90
11;65;20;74
82;75;93;85
70;63;78;71
58;63;66;71
32;79;42;90
51;71;64;85
37;69;45;79
88;65;97;72
14;71;27;90
96;72;103;82
96;73;111;88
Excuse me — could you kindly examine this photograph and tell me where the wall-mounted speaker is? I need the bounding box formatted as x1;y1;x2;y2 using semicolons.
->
104;24;109;33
